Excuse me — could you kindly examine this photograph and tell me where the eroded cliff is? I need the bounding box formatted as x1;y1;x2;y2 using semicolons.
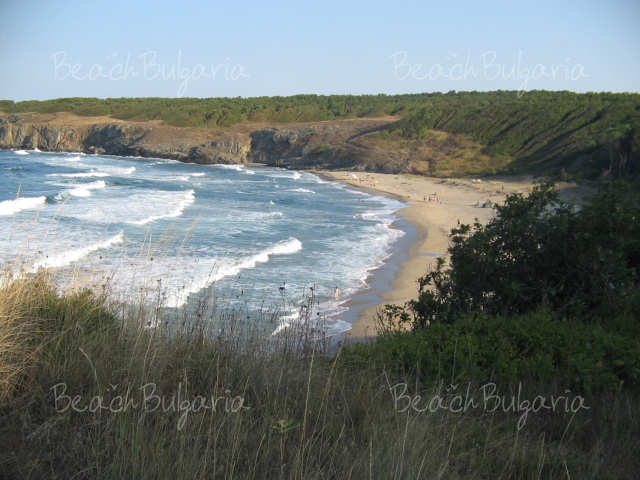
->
0;113;399;170
0;113;501;176
0;113;254;165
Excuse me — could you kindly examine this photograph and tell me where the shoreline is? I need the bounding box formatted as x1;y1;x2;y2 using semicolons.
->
317;171;595;347
318;171;496;345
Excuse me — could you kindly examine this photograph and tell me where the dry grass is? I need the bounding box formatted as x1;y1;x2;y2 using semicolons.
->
351;130;511;178
0;265;638;479
0;275;40;403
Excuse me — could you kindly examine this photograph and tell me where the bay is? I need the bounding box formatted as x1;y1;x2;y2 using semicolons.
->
0;149;405;335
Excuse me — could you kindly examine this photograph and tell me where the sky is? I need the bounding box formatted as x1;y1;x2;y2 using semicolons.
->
0;0;638;101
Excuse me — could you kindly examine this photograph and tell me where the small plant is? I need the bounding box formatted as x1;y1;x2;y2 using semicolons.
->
310;144;330;155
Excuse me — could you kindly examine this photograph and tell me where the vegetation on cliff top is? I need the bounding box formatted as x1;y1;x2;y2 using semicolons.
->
1;91;639;181
388;91;640;180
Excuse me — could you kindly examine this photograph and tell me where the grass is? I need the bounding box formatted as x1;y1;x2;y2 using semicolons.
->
1;267;639;479
353;130;510;178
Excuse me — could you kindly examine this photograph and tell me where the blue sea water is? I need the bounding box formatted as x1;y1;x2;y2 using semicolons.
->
0;149;405;335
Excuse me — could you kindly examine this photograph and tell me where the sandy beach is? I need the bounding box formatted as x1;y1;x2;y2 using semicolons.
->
318;171;595;343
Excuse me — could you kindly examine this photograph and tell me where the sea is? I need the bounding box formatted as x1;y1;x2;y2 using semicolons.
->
0;149;405;336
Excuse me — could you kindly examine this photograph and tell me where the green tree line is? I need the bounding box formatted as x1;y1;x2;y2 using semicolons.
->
388;91;640;179
2;91;639;180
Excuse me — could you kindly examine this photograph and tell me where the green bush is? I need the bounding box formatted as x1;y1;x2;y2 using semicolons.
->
350;310;640;392
310;144;330;155
381;182;640;329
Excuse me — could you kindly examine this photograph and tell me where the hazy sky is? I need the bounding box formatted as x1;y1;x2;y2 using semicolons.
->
1;0;638;100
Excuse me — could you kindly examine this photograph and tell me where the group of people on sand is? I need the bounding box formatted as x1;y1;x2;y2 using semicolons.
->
347;174;378;187
423;189;446;203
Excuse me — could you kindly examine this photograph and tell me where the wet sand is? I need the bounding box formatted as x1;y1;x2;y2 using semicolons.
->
317;171;594;345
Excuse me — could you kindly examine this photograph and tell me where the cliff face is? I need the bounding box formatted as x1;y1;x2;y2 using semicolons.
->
188;136;251;164
250;124;360;169
247;121;412;171
0;113;498;176
0;114;252;165
0;122;83;152
0;114;397;170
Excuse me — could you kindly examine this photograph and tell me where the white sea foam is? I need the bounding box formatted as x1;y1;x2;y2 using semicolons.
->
64;155;82;162
67;180;107;197
50;172;110;178
213;164;245;171
178;173;206;181
232;210;283;220
84;180;107;189
270;300;352;336
0;196;47;216
30;232;124;271
271;311;300;336
216;237;302;277
32;147;42;152
0;151;408;337
67;188;91;198
126;189;195;225
63;188;195;225
14;150;29;155
98;166;135;175
344;188;372;197
159;237;303;308
52;191;70;201
288;188;315;194
264;171;302;180
361;198;404;226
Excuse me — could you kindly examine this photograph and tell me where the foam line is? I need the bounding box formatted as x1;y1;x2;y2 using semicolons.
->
30;232;124;270
0;196;47;216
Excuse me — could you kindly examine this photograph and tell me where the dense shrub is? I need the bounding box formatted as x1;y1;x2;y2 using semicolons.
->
381;182;640;329
351;310;640;392
366;182;640;393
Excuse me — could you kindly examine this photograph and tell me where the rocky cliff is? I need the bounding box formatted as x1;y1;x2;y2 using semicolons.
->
0;113;400;171
0;120;82;152
1;113;497;175
0;114;253;165
249;123;384;170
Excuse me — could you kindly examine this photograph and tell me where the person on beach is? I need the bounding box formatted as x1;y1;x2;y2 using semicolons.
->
334;286;340;301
